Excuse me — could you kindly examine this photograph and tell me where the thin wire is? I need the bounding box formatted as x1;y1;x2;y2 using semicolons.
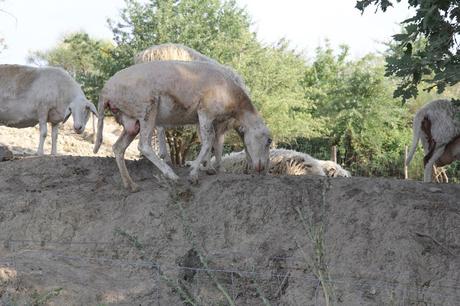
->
1;248;459;301
5;239;460;292
1;242;459;302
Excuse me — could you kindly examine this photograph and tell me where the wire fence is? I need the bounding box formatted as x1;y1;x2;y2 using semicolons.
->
1;238;459;306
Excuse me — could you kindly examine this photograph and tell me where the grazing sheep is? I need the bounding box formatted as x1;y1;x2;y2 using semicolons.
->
0;64;97;155
93;60;271;192
134;43;249;165
406;99;460;182
217;148;352;178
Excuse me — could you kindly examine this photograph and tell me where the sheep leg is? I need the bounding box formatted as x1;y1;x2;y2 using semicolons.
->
138;112;178;181
210;123;228;173
37;119;47;156
51;123;59;156
423;146;446;182
189;114;215;182
200;124;224;174
157;126;172;163
113;129;138;192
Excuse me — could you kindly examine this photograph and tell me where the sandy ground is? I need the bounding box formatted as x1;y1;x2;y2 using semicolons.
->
0;116;141;159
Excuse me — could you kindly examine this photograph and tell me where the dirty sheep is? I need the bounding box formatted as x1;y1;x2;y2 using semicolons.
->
134;43;249;166
94;60;271;191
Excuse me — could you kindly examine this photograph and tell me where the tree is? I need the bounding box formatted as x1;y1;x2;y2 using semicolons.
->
27;32;114;103
302;44;412;177
104;0;259;164
105;0;321;163
356;0;460;101
0;0;14;53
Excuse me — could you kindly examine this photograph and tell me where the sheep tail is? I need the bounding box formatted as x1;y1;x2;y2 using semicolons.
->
406;112;423;166
93;97;106;154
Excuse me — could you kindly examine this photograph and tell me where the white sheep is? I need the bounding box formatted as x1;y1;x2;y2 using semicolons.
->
216;148;351;178
134;43;249;166
406;99;460;182
0;64;97;155
93;60;271;192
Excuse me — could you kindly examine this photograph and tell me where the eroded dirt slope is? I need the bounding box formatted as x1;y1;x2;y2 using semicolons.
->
0;155;459;305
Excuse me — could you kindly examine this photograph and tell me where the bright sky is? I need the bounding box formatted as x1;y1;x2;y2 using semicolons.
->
0;0;414;64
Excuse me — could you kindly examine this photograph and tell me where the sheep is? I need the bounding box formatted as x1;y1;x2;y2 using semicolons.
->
134;43;249;166
216;148;352;178
93;60;271;192
406;99;460;182
0;64;97;155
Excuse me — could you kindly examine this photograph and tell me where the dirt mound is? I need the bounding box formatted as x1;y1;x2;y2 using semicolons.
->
0;155;459;305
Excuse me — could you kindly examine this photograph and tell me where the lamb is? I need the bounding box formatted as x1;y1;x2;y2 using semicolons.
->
0;64;97;155
93;60;271;191
216;148;352;177
134;43;249;166
406;99;460;182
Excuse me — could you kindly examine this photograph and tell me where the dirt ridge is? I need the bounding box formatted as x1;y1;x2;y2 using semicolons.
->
0;156;459;305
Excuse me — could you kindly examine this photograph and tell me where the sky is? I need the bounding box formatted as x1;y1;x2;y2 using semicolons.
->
0;0;414;64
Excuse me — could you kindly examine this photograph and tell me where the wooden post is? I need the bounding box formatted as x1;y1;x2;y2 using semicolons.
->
331;145;337;163
404;145;408;179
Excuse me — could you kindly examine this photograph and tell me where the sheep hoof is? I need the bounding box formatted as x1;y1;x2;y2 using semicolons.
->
127;184;139;193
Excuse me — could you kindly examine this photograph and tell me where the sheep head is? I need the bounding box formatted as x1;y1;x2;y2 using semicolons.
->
63;97;98;134
241;123;271;174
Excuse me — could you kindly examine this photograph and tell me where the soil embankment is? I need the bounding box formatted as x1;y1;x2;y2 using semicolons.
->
0;155;459;305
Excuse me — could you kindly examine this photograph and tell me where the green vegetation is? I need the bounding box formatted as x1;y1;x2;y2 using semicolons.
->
28;0;459;180
357;0;460;102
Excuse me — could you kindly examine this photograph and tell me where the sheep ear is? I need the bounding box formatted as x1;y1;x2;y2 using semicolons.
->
63;106;71;123
87;102;98;118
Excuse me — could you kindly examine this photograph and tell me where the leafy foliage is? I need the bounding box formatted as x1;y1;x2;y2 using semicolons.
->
28;0;452;179
104;0;323;163
27;32;113;103
303;44;412;176
356;0;460;101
